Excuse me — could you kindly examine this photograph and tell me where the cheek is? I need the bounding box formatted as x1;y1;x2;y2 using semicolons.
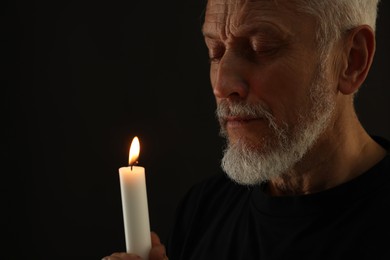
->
248;63;315;125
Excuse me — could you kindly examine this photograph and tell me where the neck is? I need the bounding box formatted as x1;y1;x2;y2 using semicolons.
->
267;106;386;196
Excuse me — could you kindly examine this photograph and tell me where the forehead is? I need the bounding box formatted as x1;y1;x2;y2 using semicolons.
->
203;0;301;38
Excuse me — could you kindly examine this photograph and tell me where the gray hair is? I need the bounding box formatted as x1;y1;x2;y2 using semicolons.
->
294;0;381;55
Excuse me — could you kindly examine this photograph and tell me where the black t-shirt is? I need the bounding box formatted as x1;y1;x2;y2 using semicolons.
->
167;137;390;260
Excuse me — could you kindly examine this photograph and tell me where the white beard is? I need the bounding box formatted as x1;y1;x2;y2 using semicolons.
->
217;63;335;185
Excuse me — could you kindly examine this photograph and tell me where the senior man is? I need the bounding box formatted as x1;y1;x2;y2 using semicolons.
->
103;0;389;259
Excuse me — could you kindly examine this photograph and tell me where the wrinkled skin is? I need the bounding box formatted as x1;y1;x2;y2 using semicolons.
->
203;0;385;195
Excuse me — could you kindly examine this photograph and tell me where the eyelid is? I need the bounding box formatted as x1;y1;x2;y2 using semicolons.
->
249;37;284;53
250;40;276;52
205;39;225;62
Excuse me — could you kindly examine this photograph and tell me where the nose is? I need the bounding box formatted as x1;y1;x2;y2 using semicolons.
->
211;50;249;101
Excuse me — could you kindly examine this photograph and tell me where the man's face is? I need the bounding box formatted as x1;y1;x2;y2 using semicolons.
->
203;0;338;184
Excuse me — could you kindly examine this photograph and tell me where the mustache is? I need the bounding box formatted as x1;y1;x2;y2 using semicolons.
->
215;100;274;122
215;100;289;143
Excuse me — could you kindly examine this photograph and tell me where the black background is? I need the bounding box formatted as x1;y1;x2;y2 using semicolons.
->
4;1;389;259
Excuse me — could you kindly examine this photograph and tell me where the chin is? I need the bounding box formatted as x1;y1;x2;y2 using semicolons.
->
226;131;276;153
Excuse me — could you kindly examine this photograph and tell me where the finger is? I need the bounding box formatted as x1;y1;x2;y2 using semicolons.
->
151;231;162;247
149;244;168;260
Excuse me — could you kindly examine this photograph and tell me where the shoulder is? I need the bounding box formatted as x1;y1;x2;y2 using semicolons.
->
367;135;390;188
368;136;390;186
372;135;390;151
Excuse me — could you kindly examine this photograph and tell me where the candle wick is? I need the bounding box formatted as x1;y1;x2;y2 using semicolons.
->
129;160;139;171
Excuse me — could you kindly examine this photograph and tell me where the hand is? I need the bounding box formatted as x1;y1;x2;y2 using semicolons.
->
102;232;168;260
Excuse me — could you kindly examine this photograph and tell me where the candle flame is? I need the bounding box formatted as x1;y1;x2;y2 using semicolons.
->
128;136;140;166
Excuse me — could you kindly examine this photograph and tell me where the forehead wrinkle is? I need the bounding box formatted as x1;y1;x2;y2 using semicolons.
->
231;1;293;35
204;0;289;40
207;2;242;40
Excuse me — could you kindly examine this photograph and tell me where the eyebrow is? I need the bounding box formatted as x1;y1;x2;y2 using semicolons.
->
202;22;289;40
202;30;218;39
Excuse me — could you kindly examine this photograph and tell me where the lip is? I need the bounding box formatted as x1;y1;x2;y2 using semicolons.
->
224;117;262;127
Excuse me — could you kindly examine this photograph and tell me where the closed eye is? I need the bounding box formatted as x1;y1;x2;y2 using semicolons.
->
205;38;226;64
209;44;226;63
249;37;287;58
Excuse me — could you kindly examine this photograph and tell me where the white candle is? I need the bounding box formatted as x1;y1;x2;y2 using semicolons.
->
119;136;151;259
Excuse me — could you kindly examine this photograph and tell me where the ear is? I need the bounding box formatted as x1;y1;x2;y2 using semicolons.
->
338;25;376;95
